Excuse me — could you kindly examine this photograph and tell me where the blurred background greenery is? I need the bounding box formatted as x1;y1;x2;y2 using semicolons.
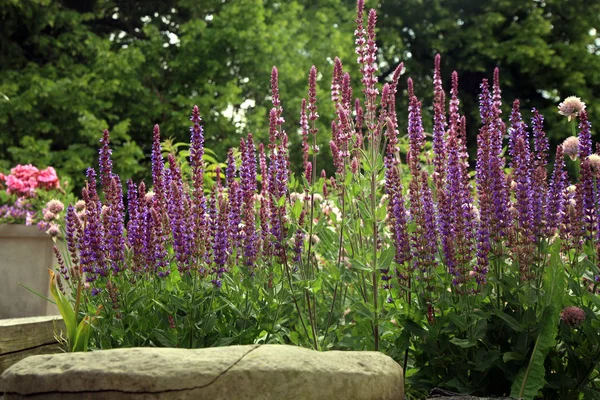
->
1;0;598;190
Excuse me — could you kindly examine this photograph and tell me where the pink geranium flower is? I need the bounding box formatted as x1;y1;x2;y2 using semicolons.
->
37;167;60;190
5;164;40;196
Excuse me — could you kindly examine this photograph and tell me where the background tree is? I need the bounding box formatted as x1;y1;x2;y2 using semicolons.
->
1;0;598;189
375;0;600;153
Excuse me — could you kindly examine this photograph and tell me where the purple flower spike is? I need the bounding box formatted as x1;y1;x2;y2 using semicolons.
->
152;124;166;213
98;129;113;192
240;135;259;269
80;169;107;282
546;145;567;235
531;109;549;232
579;111;592;159
104;176;125;273
65;205;82;270
167;154;192;271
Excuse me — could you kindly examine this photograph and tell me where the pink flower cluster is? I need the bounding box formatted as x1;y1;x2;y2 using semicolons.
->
1;165;60;197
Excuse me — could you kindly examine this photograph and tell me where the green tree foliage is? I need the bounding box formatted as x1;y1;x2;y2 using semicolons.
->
0;0;357;188
1;0;598;189
375;0;600;149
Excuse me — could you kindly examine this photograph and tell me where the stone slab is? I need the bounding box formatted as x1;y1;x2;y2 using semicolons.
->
1;345;404;399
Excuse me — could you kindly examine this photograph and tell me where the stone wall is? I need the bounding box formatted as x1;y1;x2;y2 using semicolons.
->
0;225;59;318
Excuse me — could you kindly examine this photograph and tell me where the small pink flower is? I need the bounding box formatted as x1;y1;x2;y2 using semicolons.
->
46;199;64;214
560;306;586;327
74;200;86;211
562;137;580;161
558;96;586;121
43;210;56;221
46;224;60;237
587;154;600;177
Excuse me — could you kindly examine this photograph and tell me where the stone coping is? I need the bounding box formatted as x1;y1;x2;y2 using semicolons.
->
1;344;404;399
0;225;49;239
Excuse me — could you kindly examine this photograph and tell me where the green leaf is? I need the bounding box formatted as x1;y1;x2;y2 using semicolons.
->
72;316;93;352
503;351;526;362
494;310;525;332
291;199;303;221
450;337;477;348
510;240;564;400
48;270;77;349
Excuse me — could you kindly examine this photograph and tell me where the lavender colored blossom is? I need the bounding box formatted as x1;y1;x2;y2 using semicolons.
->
546;145;567;234
98;129;113;192
579;111;592;159
104;176;125;273
240;135;259;268
151;124;166;213
166;154;192;271
385;158;410;267
407;95;425;173
212;189;229;270
300;98;310;175
331;57;343;103
65;205;81;268
531;109;549;232
80;168;106;282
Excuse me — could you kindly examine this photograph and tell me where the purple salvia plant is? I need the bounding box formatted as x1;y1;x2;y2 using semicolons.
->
190;106;208;262
127;179;144;271
240;135;259;268
579;158;595;239
509;101;535;240
211;188;229;287
98;129;113;192
149;207;169;277
331;57;343;103
300;98;310;176
151;125;166;213
406;96;439;280
546;145;567;235
578;111;592;159
354;98;364;149
407;95;425;172
489;70;510;240
531;109;549;234
166;154;192;272
475;80;495;283
293;210;306;264
387;162;410;271
104;176;125;273
509;101;536;278
432;54;447;190
65;205;82;273
226;150;242;252
80;168;107;282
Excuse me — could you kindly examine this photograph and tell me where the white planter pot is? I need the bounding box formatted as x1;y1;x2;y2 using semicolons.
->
0;225;58;318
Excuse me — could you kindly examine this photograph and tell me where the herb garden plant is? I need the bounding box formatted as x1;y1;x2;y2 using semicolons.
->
48;1;600;398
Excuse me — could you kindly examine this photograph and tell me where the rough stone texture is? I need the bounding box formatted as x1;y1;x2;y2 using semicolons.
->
1;345;404;399
0;224;59;318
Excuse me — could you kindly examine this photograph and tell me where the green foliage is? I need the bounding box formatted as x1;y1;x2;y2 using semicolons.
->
48;269;93;352
376;0;600;148
0;0;357;188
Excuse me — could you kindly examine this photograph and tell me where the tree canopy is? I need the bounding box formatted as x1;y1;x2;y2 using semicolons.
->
1;0;598;188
